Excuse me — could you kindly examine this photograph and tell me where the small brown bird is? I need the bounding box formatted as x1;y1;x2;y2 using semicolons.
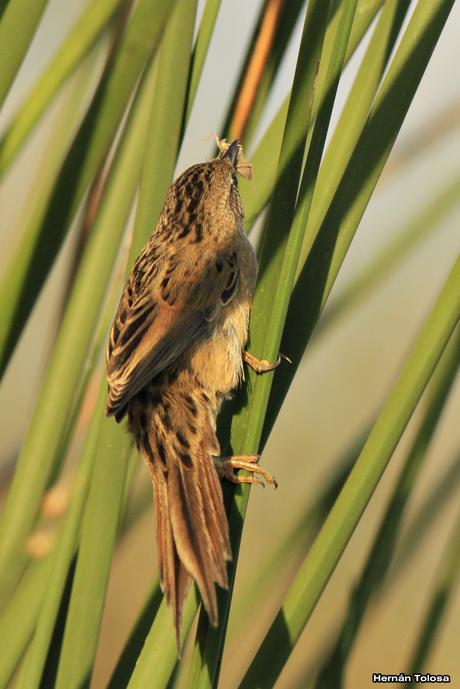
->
105;140;277;644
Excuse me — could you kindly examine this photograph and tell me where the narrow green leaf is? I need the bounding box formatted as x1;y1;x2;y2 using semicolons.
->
233;327;460;649
241;0;383;229
227;427;368;639
314;327;460;688
240;94;288;230
232;0;358;443
348;0;383;44
317;169;460;337
0;38;100;293
36;562;75;688
53;413;130;689
0;0;126;171
185;0;222;123
298;0;411;270
50;4;197;679
104;3;203;684
0;0;49;106
405;508;460;680
0;274;129;687
187;2;345;686
107;581;163;689
0;559;50;689
219;0;268;141
117;468;151;535
239;255;460;689
243;0;306;147
390;449;460;585
132;0;198;258
0;53;160;603
0;0;11;21
0;0;177;378
126;590;200;689
221;0;306;146
264;0;456;442
225;0;382;155
16;384;106;689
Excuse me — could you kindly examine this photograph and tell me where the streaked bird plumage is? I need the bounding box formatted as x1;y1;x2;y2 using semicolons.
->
105;141;275;644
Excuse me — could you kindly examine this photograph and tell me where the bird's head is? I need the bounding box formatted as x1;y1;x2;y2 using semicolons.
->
162;140;250;242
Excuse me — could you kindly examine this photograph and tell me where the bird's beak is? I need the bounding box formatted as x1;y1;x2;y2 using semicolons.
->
223;139;240;167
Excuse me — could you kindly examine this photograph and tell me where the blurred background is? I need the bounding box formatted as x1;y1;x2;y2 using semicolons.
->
1;1;459;687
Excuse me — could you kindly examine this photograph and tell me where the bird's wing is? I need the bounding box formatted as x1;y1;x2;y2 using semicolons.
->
105;246;239;417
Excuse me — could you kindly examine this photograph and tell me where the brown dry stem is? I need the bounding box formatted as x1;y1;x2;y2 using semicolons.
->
230;0;286;140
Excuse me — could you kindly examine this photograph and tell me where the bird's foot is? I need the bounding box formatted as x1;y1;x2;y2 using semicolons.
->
243;350;291;374
213;454;278;489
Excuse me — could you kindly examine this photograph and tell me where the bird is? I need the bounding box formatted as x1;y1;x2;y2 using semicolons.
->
105;140;278;646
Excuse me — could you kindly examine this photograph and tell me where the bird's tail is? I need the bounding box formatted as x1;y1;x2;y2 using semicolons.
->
129;380;231;647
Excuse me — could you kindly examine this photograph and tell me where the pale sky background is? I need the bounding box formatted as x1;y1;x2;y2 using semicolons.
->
0;2;459;687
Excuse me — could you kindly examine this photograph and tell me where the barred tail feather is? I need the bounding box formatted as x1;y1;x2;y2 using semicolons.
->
131;386;231;646
147;460;191;647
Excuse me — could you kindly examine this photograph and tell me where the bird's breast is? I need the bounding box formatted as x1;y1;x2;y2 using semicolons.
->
189;236;256;395
189;296;251;395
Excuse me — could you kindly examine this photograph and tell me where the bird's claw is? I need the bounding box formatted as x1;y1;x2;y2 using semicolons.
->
213;454;278;489
243;350;290;374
